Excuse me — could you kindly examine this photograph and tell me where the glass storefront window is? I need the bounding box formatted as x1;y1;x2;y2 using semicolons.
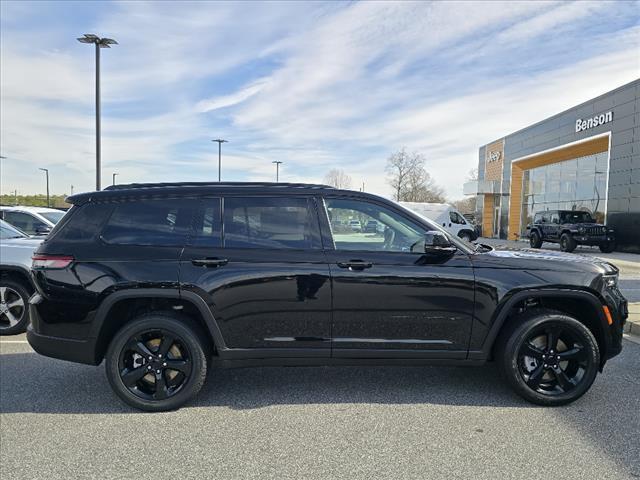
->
520;152;608;236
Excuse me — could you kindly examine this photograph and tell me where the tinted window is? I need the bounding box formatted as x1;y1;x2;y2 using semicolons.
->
101;199;197;246
0;220;27;239
191;198;222;247
40;211;66;224
223;197;319;249
326;198;426;252
3;211;48;235
53;203;113;242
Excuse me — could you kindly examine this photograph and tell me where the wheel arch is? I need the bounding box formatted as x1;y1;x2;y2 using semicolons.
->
0;265;35;293
91;288;227;364
478;288;610;364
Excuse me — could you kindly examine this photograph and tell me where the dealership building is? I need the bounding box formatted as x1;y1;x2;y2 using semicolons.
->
465;79;639;251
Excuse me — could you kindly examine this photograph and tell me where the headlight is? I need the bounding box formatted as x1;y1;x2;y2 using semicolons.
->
603;274;618;288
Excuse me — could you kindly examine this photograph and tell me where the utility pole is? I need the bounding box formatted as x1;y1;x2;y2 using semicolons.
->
212;139;228;182
112;172;118;185
272;160;283;182
39;168;50;207
77;34;118;191
70;185;74;195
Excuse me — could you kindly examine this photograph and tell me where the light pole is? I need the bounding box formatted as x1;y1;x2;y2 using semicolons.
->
39;168;50;207
272;160;283;182
112;172;118;185
77;33;118;191
212;139;227;182
70;185;74;195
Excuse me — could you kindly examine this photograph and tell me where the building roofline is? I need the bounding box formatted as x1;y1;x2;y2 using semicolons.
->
480;78;639;149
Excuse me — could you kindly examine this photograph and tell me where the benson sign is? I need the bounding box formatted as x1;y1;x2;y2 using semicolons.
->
575;111;613;133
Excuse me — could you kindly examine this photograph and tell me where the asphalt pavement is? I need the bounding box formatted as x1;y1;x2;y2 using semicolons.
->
1;335;639;480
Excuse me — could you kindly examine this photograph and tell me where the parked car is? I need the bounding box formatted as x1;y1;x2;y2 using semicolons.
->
28;182;627;411
0;220;43;335
0;206;66;236
527;210;615;253
348;219;362;232
400;202;478;242
363;220;379;233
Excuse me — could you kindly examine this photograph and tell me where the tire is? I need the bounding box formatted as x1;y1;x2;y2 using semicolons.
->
559;233;576;253
599;241;615;253
105;312;209;411
496;309;599;406
458;231;472;243
0;279;31;335
529;231;542;248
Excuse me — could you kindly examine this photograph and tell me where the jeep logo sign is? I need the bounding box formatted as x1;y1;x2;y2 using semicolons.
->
575;111;613;133
488;151;501;162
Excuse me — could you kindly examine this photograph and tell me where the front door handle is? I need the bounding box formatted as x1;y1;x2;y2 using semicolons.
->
337;260;373;271
191;258;228;268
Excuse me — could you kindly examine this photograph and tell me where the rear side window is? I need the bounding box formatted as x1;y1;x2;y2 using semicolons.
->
52;203;113;242
190;198;222;247
101;198;197;246
223;197;320;250
2;211;48;235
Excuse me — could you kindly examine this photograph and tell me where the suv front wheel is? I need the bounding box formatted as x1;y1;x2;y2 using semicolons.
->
105;312;209;411
529;230;542;248
498;309;599;406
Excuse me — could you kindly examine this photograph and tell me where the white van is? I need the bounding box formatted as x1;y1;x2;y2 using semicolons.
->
399;202;478;242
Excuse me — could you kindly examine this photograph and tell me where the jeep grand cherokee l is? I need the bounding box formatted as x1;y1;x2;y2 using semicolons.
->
27;182;627;411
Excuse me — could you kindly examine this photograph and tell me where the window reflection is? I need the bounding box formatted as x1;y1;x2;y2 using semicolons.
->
520;152;608;236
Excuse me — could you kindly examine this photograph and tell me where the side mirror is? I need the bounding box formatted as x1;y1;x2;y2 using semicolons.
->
35;225;52;235
422;230;456;255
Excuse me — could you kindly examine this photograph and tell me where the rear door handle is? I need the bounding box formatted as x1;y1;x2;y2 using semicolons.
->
337;260;373;270
191;258;228;268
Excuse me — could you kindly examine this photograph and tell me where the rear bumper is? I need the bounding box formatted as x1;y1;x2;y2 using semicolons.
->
27;301;99;365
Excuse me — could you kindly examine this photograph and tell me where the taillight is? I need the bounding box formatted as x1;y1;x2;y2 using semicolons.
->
32;255;74;269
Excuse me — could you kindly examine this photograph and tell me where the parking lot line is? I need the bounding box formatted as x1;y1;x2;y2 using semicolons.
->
0;340;29;344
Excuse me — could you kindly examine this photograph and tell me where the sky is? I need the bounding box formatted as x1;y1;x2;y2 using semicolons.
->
1;0;639;199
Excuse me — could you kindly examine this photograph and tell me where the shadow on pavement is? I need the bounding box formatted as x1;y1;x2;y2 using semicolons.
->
0;351;530;414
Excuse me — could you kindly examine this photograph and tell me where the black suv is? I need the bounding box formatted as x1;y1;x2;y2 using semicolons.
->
528;210;615;253
28;183;627;411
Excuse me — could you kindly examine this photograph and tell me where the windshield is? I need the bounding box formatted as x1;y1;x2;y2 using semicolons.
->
0;220;28;239
40;210;66;224
560;211;594;223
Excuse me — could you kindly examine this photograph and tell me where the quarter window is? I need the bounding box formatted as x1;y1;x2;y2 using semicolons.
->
101;199;197;246
223;197;319;250
325;198;427;252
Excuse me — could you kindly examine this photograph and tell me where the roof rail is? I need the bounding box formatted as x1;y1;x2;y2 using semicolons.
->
104;181;334;191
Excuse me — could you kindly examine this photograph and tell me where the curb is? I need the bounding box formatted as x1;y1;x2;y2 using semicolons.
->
623;302;640;336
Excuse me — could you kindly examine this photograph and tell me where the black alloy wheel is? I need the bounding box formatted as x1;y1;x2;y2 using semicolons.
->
0;280;31;335
499;309;599;406
118;329;193;401
105;313;209;411
599;240;615;253
529;231;542;248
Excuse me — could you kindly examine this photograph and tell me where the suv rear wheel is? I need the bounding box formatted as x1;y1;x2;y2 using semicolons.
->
105;312;209;411
559;233;577;253
0;279;30;335
497;309;599;406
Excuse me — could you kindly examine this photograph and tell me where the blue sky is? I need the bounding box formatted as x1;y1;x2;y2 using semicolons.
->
1;0;639;198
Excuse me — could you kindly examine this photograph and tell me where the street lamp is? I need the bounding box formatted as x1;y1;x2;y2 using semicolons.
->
212;139;228;182
39;168;50;207
77;33;118;191
272;160;283;182
112;172;118;185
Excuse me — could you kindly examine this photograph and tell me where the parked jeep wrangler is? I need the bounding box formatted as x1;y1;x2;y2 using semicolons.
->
528;210;615;253
28;183;627;411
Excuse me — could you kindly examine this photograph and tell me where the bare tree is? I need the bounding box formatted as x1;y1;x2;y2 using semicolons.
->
451;168;480;213
386;148;446;202
323;169;352;189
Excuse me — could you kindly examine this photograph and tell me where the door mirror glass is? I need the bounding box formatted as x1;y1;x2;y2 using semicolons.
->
35;225;52;235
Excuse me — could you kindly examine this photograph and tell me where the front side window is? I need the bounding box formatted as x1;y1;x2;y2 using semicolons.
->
325;198;427;252
223;197;319;250
449;211;466;224
101;198;197;246
2;211;48;235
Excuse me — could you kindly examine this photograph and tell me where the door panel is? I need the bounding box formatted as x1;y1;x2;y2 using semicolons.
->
323;197;475;357
179;196;331;355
